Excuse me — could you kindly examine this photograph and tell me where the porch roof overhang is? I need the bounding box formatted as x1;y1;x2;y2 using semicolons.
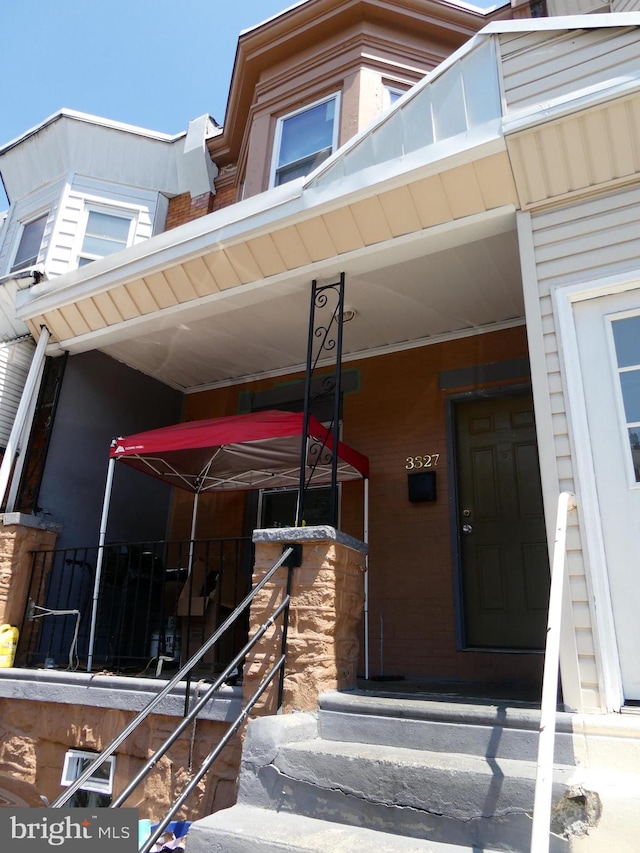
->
15;16;640;392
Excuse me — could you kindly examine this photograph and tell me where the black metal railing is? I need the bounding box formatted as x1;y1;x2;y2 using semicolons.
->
49;545;297;853
18;537;252;676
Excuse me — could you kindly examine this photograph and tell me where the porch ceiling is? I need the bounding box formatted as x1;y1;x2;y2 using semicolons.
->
19;144;521;392
90;213;522;391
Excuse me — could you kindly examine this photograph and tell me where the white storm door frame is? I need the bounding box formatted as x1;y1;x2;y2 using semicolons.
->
553;270;640;711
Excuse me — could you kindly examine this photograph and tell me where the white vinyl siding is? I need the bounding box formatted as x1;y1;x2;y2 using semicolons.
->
526;186;640;710
499;26;640;114
46;177;159;277
0;338;35;448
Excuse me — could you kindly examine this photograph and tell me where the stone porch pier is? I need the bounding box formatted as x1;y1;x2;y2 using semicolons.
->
243;526;368;716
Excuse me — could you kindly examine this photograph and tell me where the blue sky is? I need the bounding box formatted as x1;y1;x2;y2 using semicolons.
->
0;0;498;208
0;1;293;206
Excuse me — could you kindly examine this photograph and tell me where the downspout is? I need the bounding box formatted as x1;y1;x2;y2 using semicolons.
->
0;325;50;510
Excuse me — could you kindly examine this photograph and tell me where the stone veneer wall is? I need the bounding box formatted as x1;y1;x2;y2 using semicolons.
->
0;514;59;629
0;696;240;819
243;526;367;716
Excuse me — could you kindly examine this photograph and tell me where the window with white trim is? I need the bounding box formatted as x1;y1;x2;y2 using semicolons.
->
611;313;640;483
10;212;48;272
78;208;135;266
271;93;340;187
61;749;115;808
383;85;406;110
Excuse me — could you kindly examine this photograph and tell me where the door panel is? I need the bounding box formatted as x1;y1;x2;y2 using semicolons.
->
455;393;549;649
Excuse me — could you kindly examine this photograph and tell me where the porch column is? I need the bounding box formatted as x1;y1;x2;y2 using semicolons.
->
243;526;367;715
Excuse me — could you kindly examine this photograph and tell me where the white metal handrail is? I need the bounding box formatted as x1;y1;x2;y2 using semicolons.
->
530;490;577;853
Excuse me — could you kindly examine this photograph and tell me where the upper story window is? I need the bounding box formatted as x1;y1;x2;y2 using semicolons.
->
78;208;135;267
10;212;48;272
271;93;340;187
383;85;406;110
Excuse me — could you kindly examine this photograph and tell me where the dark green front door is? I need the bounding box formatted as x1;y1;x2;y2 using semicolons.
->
455;392;549;650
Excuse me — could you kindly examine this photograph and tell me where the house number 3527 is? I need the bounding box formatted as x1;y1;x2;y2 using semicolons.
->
405;454;440;470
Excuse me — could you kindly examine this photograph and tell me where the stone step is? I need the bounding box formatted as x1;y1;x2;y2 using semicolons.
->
318;691;576;765
187;803;508;853
237;714;571;852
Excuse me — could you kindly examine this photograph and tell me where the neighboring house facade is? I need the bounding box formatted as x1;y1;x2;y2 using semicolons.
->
1;0;640;847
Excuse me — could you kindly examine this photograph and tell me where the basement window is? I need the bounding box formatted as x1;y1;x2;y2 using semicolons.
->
271;93;340;187
10;212;48;272
60;749;115;807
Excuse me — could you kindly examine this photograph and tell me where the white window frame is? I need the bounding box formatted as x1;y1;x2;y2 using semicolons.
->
382;84;407;110
61;749;115;795
270;92;341;188
9;211;49;273
76;203;138;267
605;309;640;488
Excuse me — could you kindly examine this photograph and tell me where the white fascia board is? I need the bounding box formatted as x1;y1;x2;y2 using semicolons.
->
482;11;640;34
15;178;305;319
0;108;185;156
16;129;507;323
305;123;506;208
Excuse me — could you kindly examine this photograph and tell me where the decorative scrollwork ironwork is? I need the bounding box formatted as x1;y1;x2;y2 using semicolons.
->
297;273;346;527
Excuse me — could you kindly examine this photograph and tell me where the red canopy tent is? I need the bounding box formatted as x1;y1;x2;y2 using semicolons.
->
88;410;370;672
109;409;369;491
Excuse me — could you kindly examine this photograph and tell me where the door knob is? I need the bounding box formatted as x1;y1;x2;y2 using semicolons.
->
462;524;473;534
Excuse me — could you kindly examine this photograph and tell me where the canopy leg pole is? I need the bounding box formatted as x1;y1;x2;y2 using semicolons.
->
188;492;199;575
364;477;369;681
87;455;116;672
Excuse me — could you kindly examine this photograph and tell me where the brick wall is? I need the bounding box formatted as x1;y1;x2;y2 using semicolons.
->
175;326;544;686
165;192;216;230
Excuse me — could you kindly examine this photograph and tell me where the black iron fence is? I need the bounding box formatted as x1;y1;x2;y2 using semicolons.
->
18;537;253;675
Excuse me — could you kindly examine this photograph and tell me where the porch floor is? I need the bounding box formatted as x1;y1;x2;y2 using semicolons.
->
355;676;544;708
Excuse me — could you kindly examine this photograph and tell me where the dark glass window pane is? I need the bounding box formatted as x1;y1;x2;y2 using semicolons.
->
275;147;332;186
278;99;335;169
612;316;640;368
11;213;47;272
620;370;640;424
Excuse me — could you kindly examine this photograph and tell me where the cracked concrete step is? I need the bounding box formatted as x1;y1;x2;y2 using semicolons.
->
318;691;576;764
240;735;572;852
187;803;507;853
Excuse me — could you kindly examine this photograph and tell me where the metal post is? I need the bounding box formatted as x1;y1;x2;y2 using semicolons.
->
298;281;318;526
298;274;346;527
87;454;116;672
364;477;370;680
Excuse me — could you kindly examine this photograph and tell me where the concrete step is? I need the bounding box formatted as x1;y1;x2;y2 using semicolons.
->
235;712;571;852
187;803;507;853
318;691;576;765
